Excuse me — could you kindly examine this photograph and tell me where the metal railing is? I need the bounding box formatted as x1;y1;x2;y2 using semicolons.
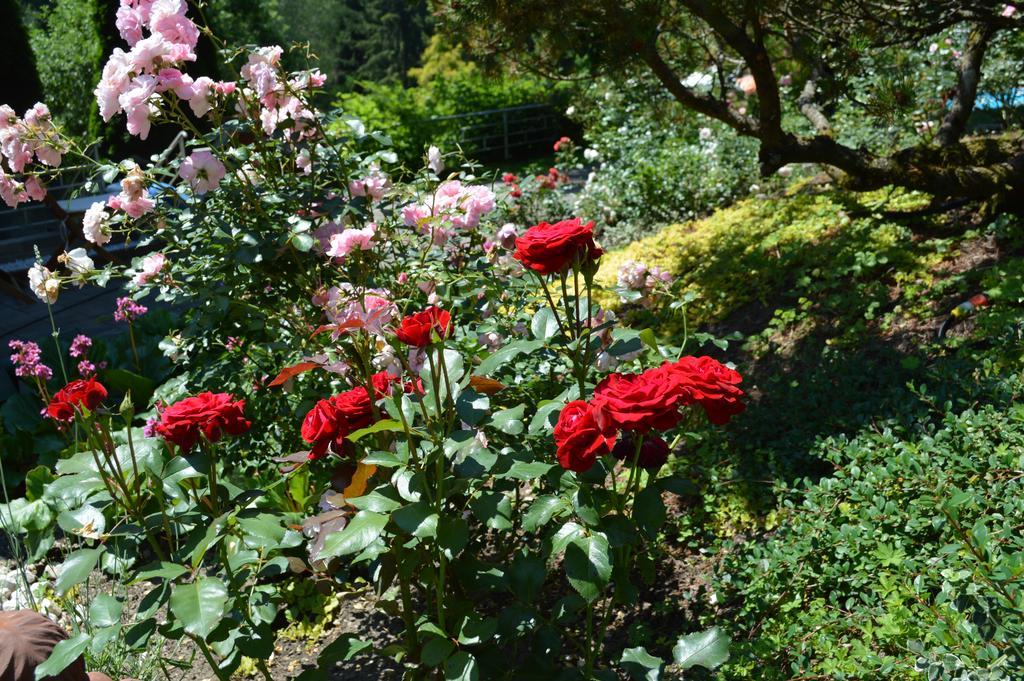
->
429;103;563;159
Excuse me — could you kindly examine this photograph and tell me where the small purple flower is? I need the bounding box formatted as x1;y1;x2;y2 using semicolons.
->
114;296;148;322
8;339;53;381
142;415;160;438
69;334;93;358
77;359;96;377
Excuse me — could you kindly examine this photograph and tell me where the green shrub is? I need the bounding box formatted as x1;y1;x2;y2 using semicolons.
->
334;69;564;164
570;78;761;248
718;396;1024;680
26;0;104;139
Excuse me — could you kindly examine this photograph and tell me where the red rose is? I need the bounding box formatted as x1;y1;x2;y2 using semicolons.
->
554;400;616;473
612;434;670;469
664;356;745;425
301;399;339;460
331;386;375;435
47;377;108;421
502;172;518;185
553;136;571;151
513;218;603;275
394;307;452;347
156;392;250;452
591;368;686;433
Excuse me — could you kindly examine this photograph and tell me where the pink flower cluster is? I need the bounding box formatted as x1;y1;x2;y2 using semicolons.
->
349;165;391;203
83;202;112;246
8;340;53;381
326;224;377;262
69;334;101;376
115;296;149;322
179;149;226;194
402;180;497;245
98;0;206;139
134;252;166;286
0;103;66;207
239;46;324;136
616;259;674;302
314;285;396;338
107;163;155;218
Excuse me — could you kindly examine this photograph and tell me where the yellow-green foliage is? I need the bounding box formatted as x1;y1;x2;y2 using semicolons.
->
596;185;940;337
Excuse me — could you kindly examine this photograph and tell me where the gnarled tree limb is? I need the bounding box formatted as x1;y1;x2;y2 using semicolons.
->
936;22;996;146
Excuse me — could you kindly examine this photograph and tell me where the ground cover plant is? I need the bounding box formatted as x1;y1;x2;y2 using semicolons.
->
0;2;748;679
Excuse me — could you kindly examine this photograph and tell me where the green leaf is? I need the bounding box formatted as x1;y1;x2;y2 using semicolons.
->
55;547;103;595
564;533;612;603
502;461;555;481
550;521;585;558
348;419;421;442
456;390;490;427
0;498;54;533
103;369;157;405
133;561;188;583
169;577;228;640
470;491;513;530
34;632;89;680
523;495;565;532
531;307;560;340
421;637;456;667
291;232;315;252
347;490;402;513
392;502;439;538
621;647;664;681
57;505;106;538
476;339;544;376
639;328;661;355
24;465;55;502
672;627;730;671
89;594;124;628
528;399;562;435
319;510;389;559
633;486;666;539
437;516;469;558
444;651;479;681
490;404;526;435
189;513;229;569
124;618;157;649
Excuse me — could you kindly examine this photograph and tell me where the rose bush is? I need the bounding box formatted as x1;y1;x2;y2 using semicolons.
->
0;2;747;678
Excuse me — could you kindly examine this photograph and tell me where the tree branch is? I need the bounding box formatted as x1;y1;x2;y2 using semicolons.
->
797;75;832;135
936;22;995;146
639;40;757;136
680;0;786;145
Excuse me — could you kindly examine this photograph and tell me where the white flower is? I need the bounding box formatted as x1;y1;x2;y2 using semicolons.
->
28;263;60;303
617;259;648;291
83;201;111;246
427;145;443;174
565;105;576;116
345;118;366;137
682;71;713;90
699;127;713;141
583;148;600;162
61;248;95;277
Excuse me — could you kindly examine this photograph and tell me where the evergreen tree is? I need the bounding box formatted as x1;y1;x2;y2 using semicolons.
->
0;0;44;115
